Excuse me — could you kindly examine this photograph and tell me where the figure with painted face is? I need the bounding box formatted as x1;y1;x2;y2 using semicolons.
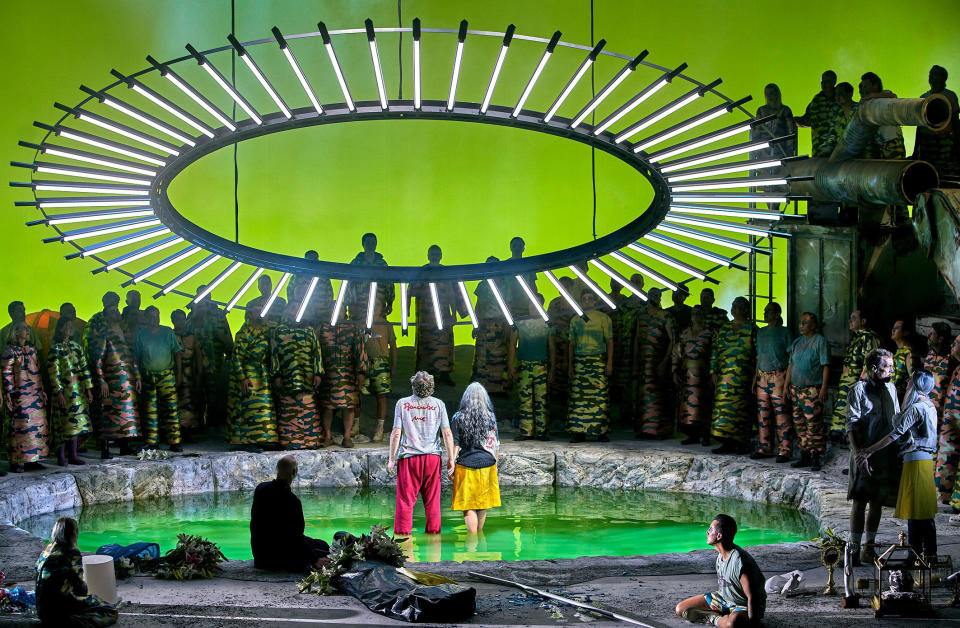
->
937;335;960;506
92;306;140;459
135;306;182;451
921;322;956;419
751;83;797;210
567;289;613;442
674;305;714;445
784;312;830;470
830;309;881;437
228;309;278;452
891;319;919;404
750;302;793;461
245;274;287;327
2;322;49;472
47;316;93;466
795;70;842;157
709;297;758;454
846;348;900;565
271;292;324;450
699;288;729;332
913;65;959;178
347;233;395;317
636;288;676;439
409;245;457;385
472;257;510;394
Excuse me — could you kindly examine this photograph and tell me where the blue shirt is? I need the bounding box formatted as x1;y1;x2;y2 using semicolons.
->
516;319;550;362
788;334;830;388
757;325;792;372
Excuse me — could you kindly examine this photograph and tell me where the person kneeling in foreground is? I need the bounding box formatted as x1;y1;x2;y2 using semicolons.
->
450;382;502;533
675;514;766;626
36;517;118;627
388;371;455;535
250;455;329;572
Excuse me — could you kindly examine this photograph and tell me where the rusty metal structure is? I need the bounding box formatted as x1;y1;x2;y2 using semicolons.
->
784;158;939;206
830;93;951;161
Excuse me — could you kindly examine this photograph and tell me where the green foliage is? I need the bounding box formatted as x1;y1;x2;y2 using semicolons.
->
812;527;846;550
299;525;407;596
155;534;228;580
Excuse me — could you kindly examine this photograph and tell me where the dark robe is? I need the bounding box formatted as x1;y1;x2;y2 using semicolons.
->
250;479;328;572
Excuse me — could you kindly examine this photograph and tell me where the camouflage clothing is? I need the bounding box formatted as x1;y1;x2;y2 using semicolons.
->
638;307;676;438
567;311;612;435
228;324;277;445
673;326;713;436
756;370;793;456
801;91;843;157
244;295;287;326
174;330;200;430
892;344;918;402
830;329;882;432
611;297;641;403
316;322;368;409
710;321;758;444
921;349;954;416
667;303;693;335
546;296;575;399
187;303;232;425
411;276;457;375
120;305;145;347
47;340;93;444
517;360;548;437
346;251;395;316
364;356;392;396
288;276;335;326
140;368;180;446
2;344;49;463
752;104;798;159
698;305;729;333
916;88;959;177
35;542;117;627
92;325;139;440
791;385;826;455
472;281;510;393
271;323;323;449
936;365;960;502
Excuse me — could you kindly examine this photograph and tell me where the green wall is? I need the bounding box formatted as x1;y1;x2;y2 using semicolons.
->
3;0;958;342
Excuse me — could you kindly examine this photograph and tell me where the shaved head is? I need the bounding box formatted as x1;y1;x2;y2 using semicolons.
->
276;455;298;484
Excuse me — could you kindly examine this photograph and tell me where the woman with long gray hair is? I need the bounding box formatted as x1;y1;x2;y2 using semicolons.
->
449;382;501;533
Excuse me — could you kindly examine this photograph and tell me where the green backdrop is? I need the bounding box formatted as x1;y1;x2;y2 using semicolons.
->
3;0;958;344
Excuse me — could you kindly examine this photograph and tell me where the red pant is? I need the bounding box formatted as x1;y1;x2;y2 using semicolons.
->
394;454;442;535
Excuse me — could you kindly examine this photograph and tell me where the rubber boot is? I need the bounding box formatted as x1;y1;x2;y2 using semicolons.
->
57;444;67;467
68;438;85;465
373;420;385;443
101;440;113;460
791;451;811;468
810;452;822;472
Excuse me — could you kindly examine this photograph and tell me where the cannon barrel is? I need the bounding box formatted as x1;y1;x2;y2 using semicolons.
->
830;93;952;162
784;158;939;205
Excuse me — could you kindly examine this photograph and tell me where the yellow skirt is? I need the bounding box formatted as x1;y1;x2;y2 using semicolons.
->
894;459;937;520
452;464;502;511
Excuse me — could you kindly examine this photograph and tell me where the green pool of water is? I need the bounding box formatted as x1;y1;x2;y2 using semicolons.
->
20;486;817;563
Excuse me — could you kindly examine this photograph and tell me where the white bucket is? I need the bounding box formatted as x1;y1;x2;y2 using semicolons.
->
81;554;119;604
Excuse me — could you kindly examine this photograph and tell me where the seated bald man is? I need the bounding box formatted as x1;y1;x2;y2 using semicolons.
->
250;455;328;572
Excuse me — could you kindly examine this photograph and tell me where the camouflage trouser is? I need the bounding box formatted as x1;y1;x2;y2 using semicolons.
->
640;360;672;438
936;409;960;502
472;321;509;393
791;385;825;455
230;387;277;445
140;369;181;446
51;395;91;445
756;370;793;456
678;361;711;436
362;357;392;396
320;366;361;409
710;371;751;443
567;355;608;435
278;391;321;449
8;397;48;464
517;360;548;436
415;326;454;374
830;370;858;432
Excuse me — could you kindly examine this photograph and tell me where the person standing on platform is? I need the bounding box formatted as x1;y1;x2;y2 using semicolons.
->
47;317;92;466
288;252;335;326
171;310;200;439
699;288;729;332
2;322;49;472
637;288;676;439
0;301;42;355
891;319;919;404
187;290;232;427
58;303;84;345
858;370;940;559
922;322;956;420
508;294;552;440
846;348;900;564
795;70;842;157
228;309;277;452
472;257;510;394
388;372;454;536
348;233;395;316
120;290;145;347
606;279;627;413
317;309;368;448
859;72;906;159
362;299;396;443
409;245;457;386
271;300;324;450
546;275;577;420
449;382;501;533
674;305;714;446
83;292;120;444
937;334;960;505
785;312;831;470
751;302;793;461
567;290;613;443
913;65;959;178
751;83;797;210
92;307;139;459
667;288;692;335
710;297;758;454
135;306;182;451
830;309;882;441
835;82;858;132
505;237;537;318
245;275;286;327
616;275;647;428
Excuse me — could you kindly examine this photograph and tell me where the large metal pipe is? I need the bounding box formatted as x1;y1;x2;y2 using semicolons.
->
830;93;952;161
784;157;939;205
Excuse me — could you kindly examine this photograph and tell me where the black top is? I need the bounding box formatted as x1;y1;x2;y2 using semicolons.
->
250;479;325;572
451;416;497;469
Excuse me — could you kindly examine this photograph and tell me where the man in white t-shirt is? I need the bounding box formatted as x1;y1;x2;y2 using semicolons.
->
388;371;455;535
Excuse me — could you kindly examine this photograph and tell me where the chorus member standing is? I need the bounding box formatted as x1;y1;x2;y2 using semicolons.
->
272;300;324;450
699;288;728;332
710;297;758;454
135;306;182;451
0;301;42;355
616;275;646;428
471;258;510;394
751;83;797;210
751;302;793;461
859;72;906;159
2;322;49;472
388;372;455;535
317;304;368;448
784;312;830;470
449;382;501;533
567;290;613;443
93;308;140;459
674;306;714;446
409;245;457;386
830;310;881;439
637;288;676;439
228;310;277;452
667;288;693;335
913;65;959;178
187;290;233;426
347;233;395;316
120;290;144;347
795;70;842;157
363;299;396;443
936;334;960;506
245;275;286;327
546;276;577;418
835;82;858;137
47;317;93;466
846;348;900;564
171;309;201;438
83;292;120;443
922;322;955;421
858;370;939;559
891;319;919;404
508;295;552;440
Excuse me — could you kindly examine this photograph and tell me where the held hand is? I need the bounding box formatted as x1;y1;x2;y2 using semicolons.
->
38;391;47;405
241;378;251;396
57;392;67;408
447;460;456;479
387;459;396;475
856;451;873;476
313;375;322;388
358;375;366;388
507;366;516;381
100;381;109;398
